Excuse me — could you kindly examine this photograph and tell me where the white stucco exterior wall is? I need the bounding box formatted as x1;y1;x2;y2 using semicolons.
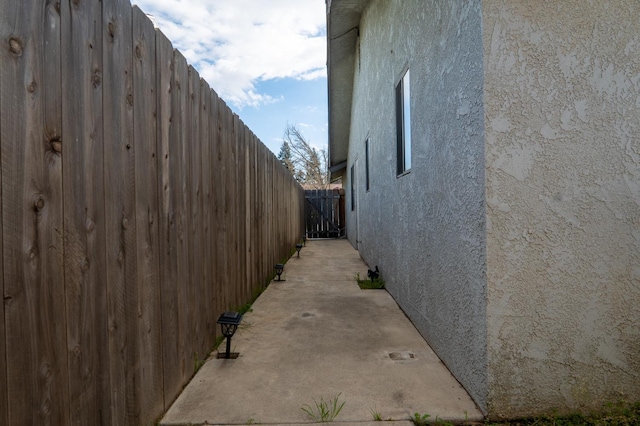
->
345;0;488;412
483;0;640;417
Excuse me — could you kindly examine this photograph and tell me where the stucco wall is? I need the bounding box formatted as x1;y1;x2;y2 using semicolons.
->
345;0;488;412
483;0;640;417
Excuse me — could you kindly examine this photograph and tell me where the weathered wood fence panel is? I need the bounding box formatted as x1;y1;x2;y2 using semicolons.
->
61;0;111;423
103;1;139;424
156;28;181;413
132;6;164;421
0;0;305;424
2;0;69;423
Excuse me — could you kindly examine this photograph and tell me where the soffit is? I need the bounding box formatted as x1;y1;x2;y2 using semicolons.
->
326;0;370;177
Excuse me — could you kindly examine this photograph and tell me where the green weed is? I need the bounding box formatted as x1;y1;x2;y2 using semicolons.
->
411;412;431;426
354;272;385;289
301;393;346;422
370;408;382;421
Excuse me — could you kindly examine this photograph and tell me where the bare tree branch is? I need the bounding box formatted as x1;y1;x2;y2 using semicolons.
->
279;124;330;189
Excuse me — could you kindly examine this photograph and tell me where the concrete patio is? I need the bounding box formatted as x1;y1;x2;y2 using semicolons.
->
160;239;483;425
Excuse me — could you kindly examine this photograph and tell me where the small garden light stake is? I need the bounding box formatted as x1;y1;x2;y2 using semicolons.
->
275;263;285;281
217;311;242;359
296;243;303;257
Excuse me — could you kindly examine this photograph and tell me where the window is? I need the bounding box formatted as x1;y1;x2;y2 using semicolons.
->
396;68;411;175
350;164;355;211
365;138;370;191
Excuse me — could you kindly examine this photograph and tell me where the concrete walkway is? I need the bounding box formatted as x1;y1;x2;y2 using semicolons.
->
160;239;483;426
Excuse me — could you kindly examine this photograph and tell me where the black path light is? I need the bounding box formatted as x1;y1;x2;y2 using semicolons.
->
217;311;243;359
296;243;303;257
302;235;307;246
367;266;380;281
275;263;285;281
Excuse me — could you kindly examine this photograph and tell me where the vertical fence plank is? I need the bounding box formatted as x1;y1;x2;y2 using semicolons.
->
247;132;256;296
1;0;69;423
0;0;8;423
200;82;214;352
230;114;239;308
0;26;5;418
210;91;223;335
237;121;247;303
156;30;181;409
217;102;229;311
173;50;192;386
264;147;269;281
132;6;163;420
188;66;203;364
102;0;139;423
61;0;112;423
257;145;263;284
213;96;220;316
271;156;275;265
256;135;263;286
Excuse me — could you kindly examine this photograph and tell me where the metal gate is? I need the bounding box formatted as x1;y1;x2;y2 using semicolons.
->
305;189;345;238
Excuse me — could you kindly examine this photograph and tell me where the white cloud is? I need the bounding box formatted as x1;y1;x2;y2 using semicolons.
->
133;0;327;108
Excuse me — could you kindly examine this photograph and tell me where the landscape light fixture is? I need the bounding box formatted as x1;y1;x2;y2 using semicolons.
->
302;235;307;246
296;243;303;257
217;311;243;359
275;263;284;281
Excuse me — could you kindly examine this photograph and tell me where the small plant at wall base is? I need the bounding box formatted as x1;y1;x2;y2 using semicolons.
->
411;412;431;426
370;408;382;421
433;416;454;426
193;352;206;374
355;272;385;289
301;393;346;422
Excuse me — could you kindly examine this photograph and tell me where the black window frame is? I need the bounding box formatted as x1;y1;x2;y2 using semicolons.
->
396;68;411;176
350;164;355;211
365;138;370;192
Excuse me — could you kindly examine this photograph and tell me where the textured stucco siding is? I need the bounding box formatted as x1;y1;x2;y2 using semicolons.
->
483;0;640;417
345;0;488;412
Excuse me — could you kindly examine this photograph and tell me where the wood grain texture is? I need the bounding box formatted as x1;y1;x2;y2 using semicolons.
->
102;0;139;424
209;90;222;339
173;50;192;386
132;6;163;421
231;114;240;308
61;0;111;423
247;131;256;299
1;0;69;423
200;82;214;353
187;66;203;364
216;100;229;313
237;119;247;304
156;30;181;409
0;1;7;423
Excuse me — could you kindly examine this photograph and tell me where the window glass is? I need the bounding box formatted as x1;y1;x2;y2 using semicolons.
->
403;70;411;170
396;68;411;175
350;164;355;211
365;139;370;191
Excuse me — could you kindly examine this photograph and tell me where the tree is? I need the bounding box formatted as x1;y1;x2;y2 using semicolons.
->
279;124;330;189
277;140;294;173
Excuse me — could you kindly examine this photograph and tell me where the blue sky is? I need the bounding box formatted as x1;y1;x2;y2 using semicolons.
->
132;0;328;155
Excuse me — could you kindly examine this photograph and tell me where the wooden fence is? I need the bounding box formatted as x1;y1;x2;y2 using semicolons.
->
0;0;305;424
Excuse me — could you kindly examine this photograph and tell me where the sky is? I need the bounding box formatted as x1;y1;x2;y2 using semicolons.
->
132;0;328;156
